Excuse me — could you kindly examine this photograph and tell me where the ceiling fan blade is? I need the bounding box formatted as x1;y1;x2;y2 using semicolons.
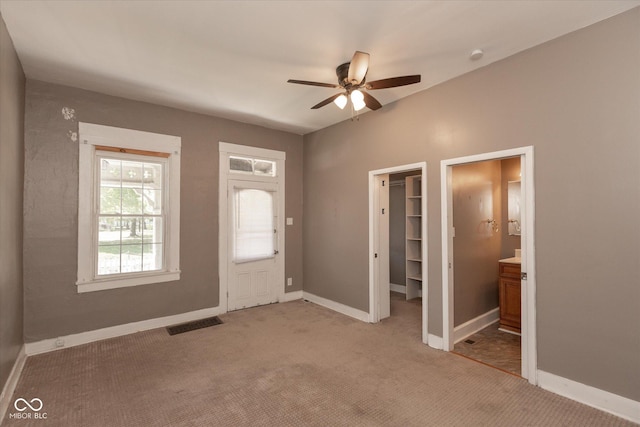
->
288;79;339;89
362;91;382;111
347;51;370;85
366;75;421;90
311;93;343;109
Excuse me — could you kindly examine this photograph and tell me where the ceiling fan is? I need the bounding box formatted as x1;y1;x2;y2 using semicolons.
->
288;51;421;111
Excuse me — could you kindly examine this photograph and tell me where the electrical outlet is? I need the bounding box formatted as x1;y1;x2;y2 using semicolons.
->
287;277;292;287
55;338;65;348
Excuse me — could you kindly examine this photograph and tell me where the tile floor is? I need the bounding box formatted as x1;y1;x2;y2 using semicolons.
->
453;322;521;375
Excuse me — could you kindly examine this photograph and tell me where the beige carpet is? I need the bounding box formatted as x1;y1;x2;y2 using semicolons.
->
4;297;633;426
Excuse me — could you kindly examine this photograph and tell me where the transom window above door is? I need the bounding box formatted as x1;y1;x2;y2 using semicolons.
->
229;155;276;177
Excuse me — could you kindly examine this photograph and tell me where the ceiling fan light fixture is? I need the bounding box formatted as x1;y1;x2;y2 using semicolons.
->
351;90;366;111
288;51;421;113
334;94;348;109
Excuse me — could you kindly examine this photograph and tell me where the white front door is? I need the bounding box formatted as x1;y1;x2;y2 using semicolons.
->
227;180;280;311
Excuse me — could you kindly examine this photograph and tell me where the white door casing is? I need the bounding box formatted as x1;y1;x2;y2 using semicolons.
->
219;142;286;314
440;146;536;384
369;162;428;344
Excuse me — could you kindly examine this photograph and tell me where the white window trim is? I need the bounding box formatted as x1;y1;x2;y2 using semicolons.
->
77;123;181;293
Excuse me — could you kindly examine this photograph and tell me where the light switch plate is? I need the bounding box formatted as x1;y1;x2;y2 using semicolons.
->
286;217;293;225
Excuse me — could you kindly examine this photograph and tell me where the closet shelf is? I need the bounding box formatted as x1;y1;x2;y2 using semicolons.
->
405;174;423;301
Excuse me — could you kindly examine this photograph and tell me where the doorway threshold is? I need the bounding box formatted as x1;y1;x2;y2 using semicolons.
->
451;351;522;379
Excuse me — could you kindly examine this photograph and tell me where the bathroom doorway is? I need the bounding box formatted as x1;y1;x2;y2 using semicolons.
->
441;147;537;384
448;157;521;375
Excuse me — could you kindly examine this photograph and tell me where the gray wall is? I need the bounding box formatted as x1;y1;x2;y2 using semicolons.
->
389;180;406;286
303;8;640;401
23;80;303;342
0;13;25;391
452;161;501;326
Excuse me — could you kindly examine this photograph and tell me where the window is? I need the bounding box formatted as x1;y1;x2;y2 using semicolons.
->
97;155;165;275
77;123;181;293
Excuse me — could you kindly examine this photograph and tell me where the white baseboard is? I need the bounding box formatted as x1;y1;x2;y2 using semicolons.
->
302;291;369;323
537;370;640;424
24;306;223;356
0;345;27;421
389;283;406;294
453;307;500;344
427;334;444;350
280;290;303;302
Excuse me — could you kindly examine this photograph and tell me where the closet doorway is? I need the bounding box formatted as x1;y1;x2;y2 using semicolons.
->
368;162;428;345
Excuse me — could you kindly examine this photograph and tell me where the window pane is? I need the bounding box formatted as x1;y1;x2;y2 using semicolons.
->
142;217;163;244
142;243;163;271
143;163;163;188
233;188;274;262
143;189;162;214
100;187;121;214
98;217;121;244
230;156;253;173
254;160;275;176
121;216;144;273
121;160;143;188
142;163;162;214
98;245;121;275
121;188;143;214
100;158;122;183
121;242;143;273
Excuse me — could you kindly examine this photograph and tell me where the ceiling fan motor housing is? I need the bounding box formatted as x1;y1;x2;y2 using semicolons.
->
336;62;364;89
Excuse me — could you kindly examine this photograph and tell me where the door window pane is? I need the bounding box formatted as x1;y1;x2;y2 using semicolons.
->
233;188;275;262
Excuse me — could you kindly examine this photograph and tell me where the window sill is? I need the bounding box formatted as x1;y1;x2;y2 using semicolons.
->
76;271;181;293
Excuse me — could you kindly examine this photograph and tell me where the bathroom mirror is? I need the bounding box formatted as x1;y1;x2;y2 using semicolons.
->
507;180;521;236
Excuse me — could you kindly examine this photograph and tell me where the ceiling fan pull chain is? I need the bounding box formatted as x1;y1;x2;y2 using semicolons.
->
350;102;359;122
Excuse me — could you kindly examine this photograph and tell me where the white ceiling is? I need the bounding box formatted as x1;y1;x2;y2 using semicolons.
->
1;1;638;135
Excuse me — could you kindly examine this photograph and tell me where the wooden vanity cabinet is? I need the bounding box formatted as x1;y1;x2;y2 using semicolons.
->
499;261;521;334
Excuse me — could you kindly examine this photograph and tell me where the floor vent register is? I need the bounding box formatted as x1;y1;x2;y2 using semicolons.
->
167;316;224;336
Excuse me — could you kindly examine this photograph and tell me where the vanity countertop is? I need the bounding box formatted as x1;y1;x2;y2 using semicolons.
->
499;257;521;264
